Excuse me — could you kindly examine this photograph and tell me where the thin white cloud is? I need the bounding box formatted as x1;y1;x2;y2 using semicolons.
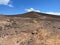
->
44;12;60;15
25;8;40;12
8;4;13;7
0;0;13;7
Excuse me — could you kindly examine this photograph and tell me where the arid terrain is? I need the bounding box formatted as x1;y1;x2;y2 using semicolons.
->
0;11;60;45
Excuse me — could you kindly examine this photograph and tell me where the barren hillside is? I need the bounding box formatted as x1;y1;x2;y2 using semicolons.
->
0;11;60;45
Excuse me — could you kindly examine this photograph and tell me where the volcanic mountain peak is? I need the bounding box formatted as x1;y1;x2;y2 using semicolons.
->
11;11;59;20
24;11;40;14
13;11;44;18
0;11;60;45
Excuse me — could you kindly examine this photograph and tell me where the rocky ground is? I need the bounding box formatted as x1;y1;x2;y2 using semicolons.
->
0;12;60;45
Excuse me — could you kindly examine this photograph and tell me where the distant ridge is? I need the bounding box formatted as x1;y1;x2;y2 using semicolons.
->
0;11;60;20
2;11;59;19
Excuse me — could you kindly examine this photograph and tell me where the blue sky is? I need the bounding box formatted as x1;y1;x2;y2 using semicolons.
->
0;0;60;15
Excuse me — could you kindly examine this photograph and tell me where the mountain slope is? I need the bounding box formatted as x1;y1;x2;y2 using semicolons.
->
0;12;60;45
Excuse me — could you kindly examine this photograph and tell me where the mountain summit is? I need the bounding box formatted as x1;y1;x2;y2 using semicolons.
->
5;11;60;19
